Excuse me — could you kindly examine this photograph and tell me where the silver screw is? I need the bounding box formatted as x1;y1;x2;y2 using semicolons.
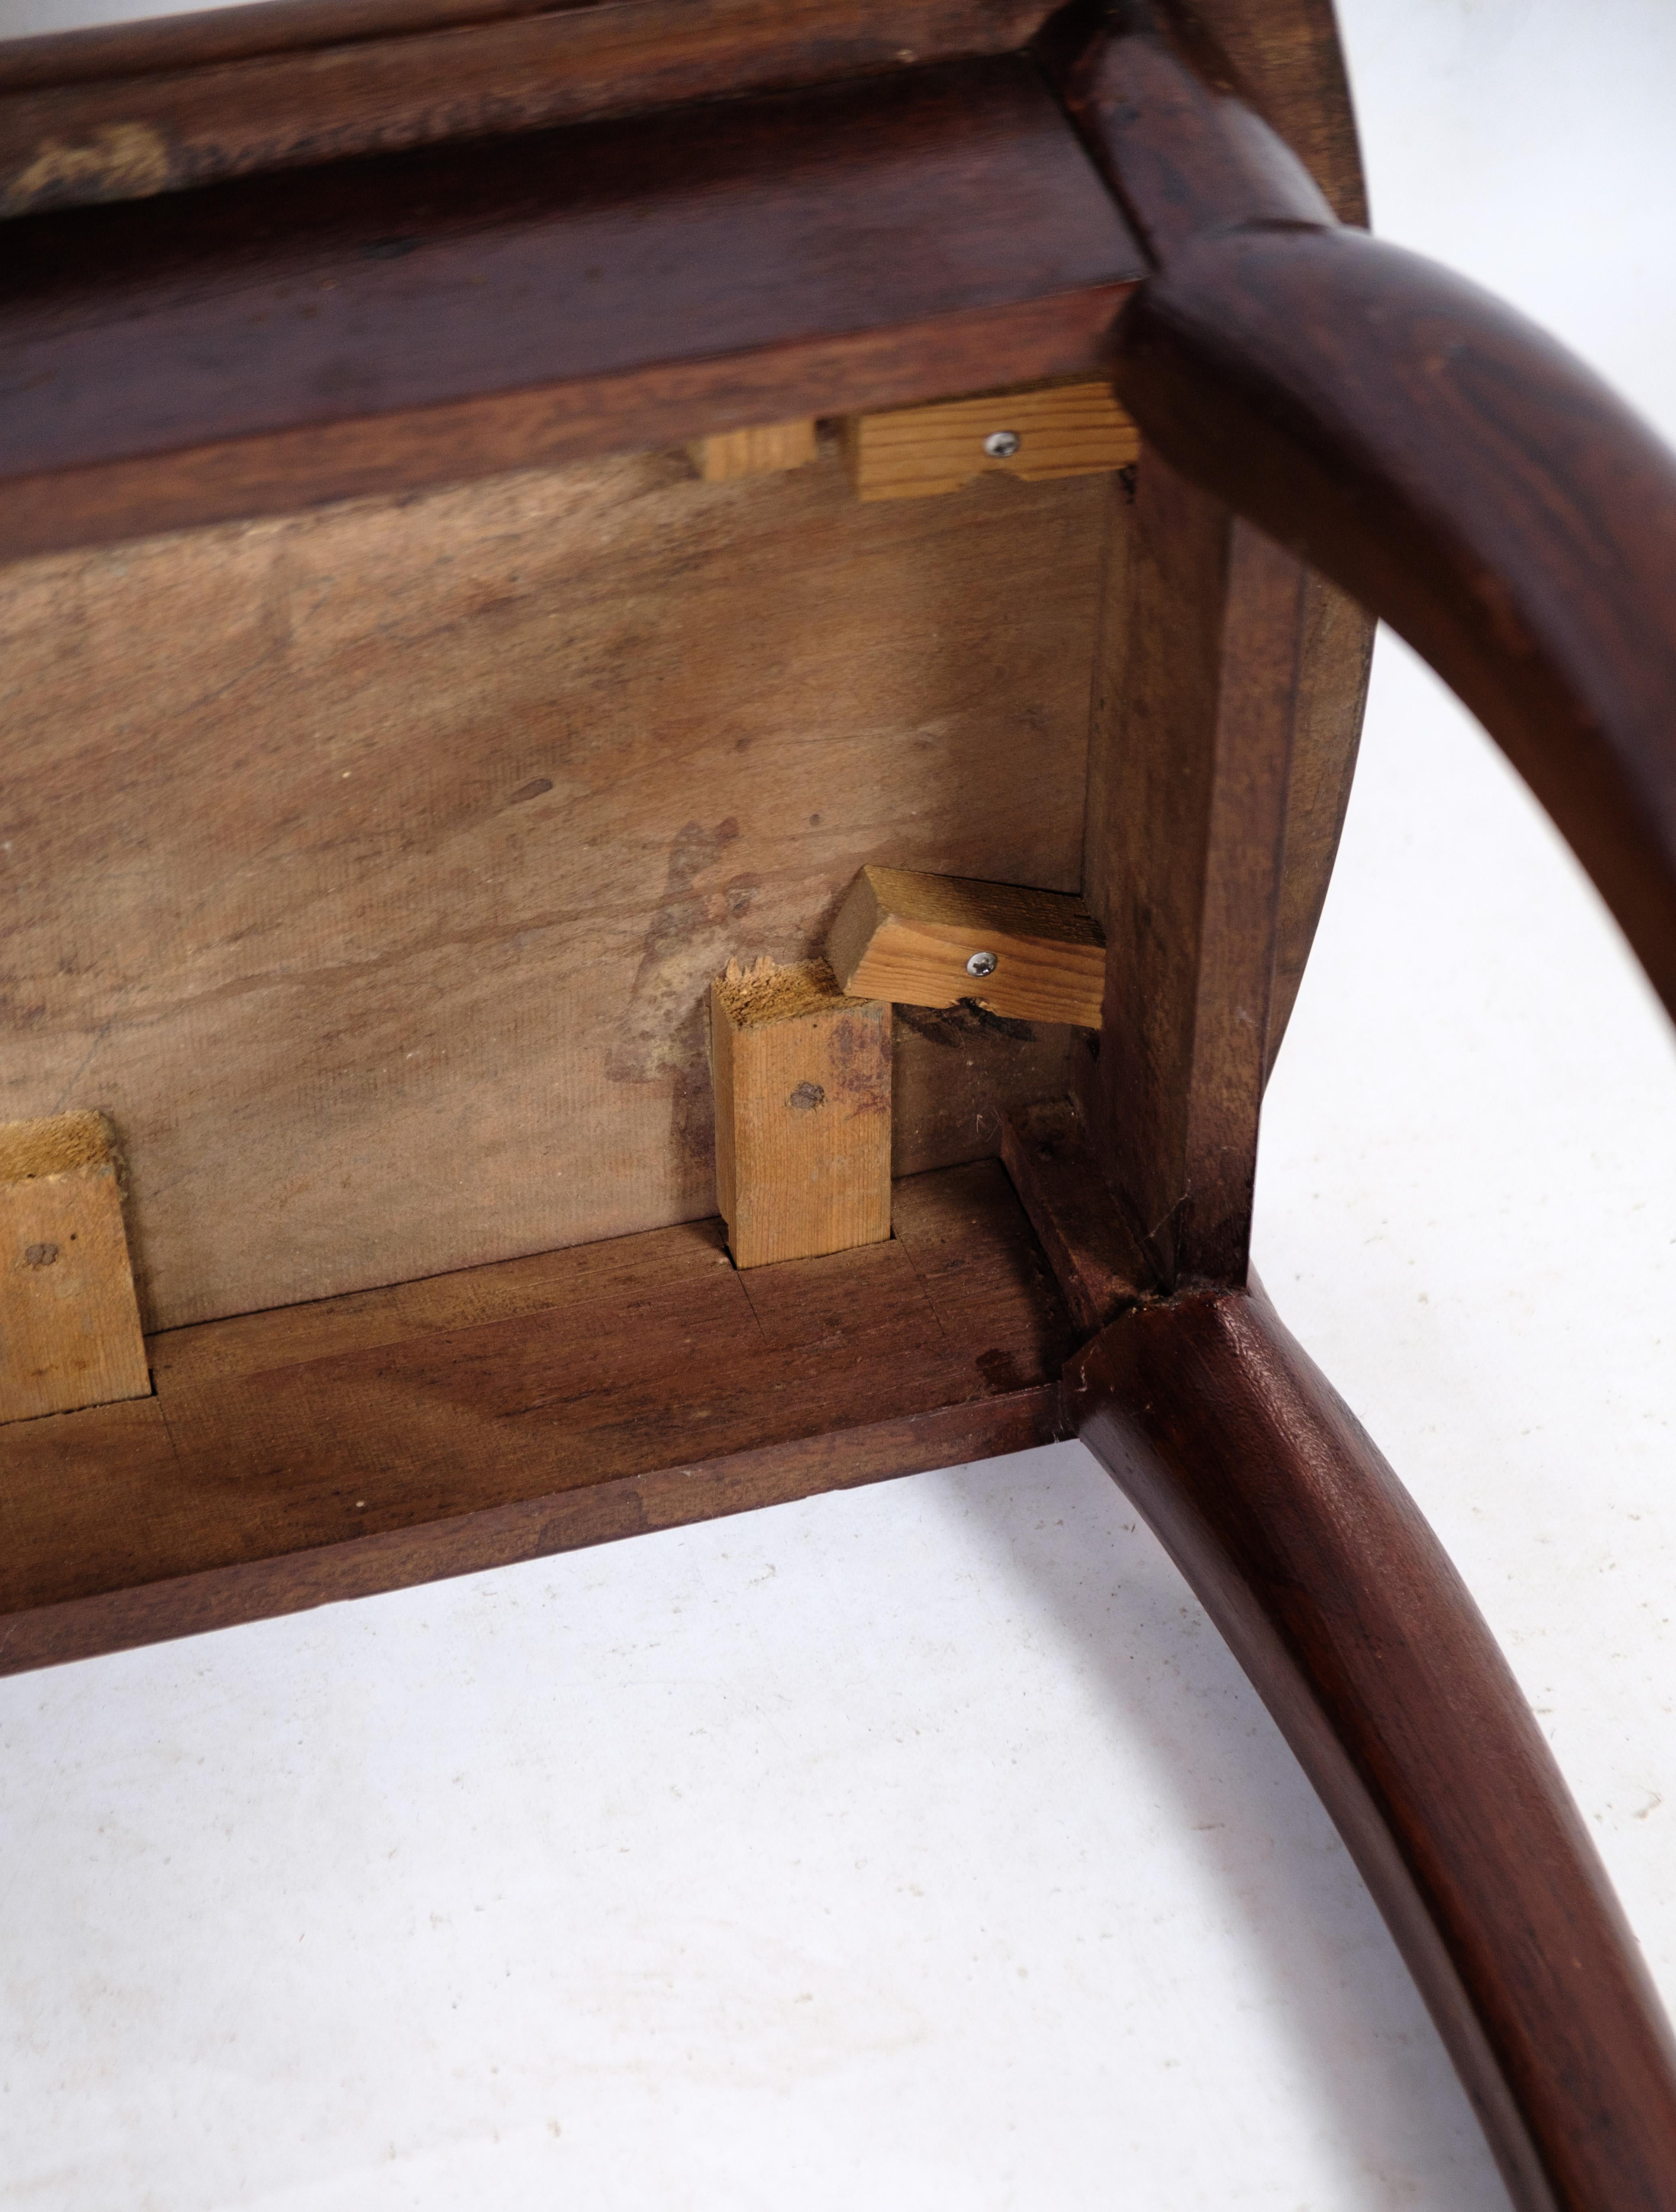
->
983;430;1021;460
966;950;999;978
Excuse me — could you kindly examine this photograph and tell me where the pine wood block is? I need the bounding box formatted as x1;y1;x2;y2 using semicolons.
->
689;419;819;481
826;866;1106;1028
843;379;1138;500
710;957;891;1270
0;1110;150;1426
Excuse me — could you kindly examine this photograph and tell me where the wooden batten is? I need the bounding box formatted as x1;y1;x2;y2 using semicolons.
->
710;957;892;1269
826;865;1105;1027
844;379;1138;500
690;420;819;481
0;1110;150;1425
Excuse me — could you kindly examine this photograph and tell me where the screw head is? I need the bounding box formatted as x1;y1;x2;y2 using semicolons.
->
983;430;1021;460
966;949;999;978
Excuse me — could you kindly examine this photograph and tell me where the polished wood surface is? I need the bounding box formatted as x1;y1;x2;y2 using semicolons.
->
13;2;1668;2194
1071;1282;1676;2212
0;1161;1071;1675
0;0;1058;213
1045;10;1676;2201
0;56;1140;560
1060;4;1676;1032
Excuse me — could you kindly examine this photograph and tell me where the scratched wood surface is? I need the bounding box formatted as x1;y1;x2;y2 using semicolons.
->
0;443;1102;1331
0;1160;1074;1674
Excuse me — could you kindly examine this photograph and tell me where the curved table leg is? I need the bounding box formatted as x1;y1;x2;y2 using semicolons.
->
1068;1280;1676;2212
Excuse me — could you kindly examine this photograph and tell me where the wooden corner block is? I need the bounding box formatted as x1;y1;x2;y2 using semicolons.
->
0;1110;150;1425
710;957;891;1269
826;866;1106;1029
842;379;1138;501
689;419;819;482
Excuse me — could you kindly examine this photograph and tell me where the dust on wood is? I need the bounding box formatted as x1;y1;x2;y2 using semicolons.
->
1;443;1104;1329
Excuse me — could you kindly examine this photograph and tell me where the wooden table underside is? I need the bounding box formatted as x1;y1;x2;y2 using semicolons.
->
0;1163;1073;1673
5;1;1676;2204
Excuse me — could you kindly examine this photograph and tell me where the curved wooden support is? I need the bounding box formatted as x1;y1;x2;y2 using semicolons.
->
1050;4;1676;1020
1069;1284;1676;2212
1038;14;1676;2198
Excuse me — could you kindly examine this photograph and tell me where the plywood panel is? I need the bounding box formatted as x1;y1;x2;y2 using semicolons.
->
0;447;1101;1328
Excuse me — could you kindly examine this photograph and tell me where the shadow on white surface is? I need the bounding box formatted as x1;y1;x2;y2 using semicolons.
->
2;0;1673;2206
1;1445;1514;2212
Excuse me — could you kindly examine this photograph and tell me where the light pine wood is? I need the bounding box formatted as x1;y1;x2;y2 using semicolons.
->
826;865;1105;1026
844;378;1138;500
690;420;819;481
710;957;891;1268
0;1110;149;1425
0;446;1102;1330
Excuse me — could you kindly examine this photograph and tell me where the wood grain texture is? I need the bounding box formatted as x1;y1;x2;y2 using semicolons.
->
1265;565;1372;1074
0;56;1143;560
691;420;818;481
1081;447;1303;1292
826;864;1105;1025
843;377;1137;499
0;1160;1074;1675
1176;0;1368;226
1051;0;1375;1095
0;1110;149;1423
998;1094;1143;1334
0;445;1099;1331
711;958;892;1268
1070;1280;1676;2212
1064;7;1676;1037
0;0;1060;213
1118;228;1676;1031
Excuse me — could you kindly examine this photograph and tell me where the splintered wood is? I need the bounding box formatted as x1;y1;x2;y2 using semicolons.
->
0;1110;150;1425
690;420;819;481
710;957;891;1269
844;380;1138;500
826;866;1106;1027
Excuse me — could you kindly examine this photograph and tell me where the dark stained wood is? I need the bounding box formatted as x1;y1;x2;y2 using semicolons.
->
1060;8;1676;1034
0;56;1142;560
1054;0;1375;1099
998;1095;1143;1333
1160;0;1367;226
1070;1280;1676;2212
1041;0;1338;257
1265;567;1372;1073
1143;0;1377;1079
1048;26;1676;2199
0;0;1058;213
0;1162;1073;1675
1080;446;1303;1292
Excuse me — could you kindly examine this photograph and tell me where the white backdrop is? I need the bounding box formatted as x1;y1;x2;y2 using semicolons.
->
4;4;1675;2207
